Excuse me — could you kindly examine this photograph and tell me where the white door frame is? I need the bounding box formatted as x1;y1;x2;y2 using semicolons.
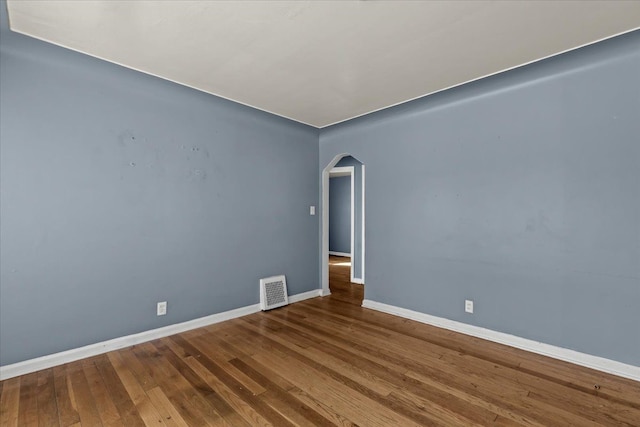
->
321;154;365;296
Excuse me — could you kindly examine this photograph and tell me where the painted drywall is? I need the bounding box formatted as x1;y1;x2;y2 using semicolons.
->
0;6;319;366
320;30;640;366
335;156;364;280
329;176;351;254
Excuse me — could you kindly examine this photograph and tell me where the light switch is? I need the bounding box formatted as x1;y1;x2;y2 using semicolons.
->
310;206;316;215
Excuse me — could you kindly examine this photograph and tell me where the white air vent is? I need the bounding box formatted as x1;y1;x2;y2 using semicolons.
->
260;275;289;311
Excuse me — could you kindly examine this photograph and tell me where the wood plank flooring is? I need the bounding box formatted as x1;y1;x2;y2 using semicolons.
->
328;255;363;307
1;257;639;426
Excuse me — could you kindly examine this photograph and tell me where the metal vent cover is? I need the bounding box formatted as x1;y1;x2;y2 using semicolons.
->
260;275;289;311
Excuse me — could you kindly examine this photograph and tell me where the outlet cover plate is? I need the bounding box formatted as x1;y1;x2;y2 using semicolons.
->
157;301;167;316
465;299;474;314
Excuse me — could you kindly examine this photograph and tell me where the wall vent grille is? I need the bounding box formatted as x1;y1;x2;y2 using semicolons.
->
260;275;289;311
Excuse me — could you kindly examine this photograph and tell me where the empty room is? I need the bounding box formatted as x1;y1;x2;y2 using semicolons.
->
1;1;639;426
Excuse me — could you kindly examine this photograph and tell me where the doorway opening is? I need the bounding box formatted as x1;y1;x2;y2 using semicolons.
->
329;166;355;279
322;154;365;304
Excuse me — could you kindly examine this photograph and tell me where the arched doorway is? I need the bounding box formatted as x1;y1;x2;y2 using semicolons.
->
321;154;365;300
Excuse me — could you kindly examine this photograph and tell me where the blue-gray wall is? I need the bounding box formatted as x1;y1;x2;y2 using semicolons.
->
329;176;351;254
0;8;319;366
320;31;640;366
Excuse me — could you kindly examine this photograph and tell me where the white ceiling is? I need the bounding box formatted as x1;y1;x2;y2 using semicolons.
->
6;1;640;128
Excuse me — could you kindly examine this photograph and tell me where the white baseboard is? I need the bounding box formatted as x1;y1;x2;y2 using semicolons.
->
351;278;364;285
329;251;351;257
288;289;322;303
320;289;332;297
0;289;322;381
362;299;640;382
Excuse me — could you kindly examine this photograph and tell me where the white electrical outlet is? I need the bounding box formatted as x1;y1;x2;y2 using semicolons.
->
310;205;316;215
465;299;474;314
157;301;167;316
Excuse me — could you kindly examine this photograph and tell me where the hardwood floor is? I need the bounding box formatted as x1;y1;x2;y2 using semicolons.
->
2;260;639;426
328;255;363;306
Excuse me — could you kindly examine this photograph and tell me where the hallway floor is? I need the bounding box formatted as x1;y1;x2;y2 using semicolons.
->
328;255;363;306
